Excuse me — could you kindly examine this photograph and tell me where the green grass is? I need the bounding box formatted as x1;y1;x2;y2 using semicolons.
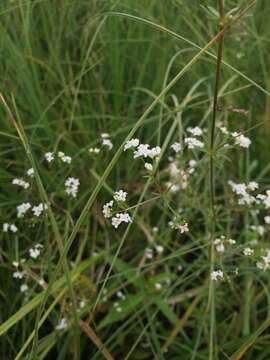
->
1;0;270;359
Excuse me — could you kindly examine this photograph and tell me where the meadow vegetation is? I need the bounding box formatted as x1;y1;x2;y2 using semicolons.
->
1;0;270;359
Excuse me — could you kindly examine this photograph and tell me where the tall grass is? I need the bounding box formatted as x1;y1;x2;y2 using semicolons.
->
1;0;270;359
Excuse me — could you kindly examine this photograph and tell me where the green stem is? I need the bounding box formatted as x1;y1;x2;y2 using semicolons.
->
209;1;225;360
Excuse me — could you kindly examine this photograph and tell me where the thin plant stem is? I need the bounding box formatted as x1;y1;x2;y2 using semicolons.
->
209;1;225;359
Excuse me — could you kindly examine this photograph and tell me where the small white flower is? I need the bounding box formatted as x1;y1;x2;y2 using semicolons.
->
243;248;254;256
103;201;114;219
13;271;25;279
3;223;9;232
133;144;150;158
101;133;110;139
32;203;48;217
45;152;54;162
234;134;251;148
89;147;100;154
145;163;153;171
111;213;132;228
20;284;28;293
211;270;224;281
29;244;43;259
58;151;72;164
26;168;34;178
187;126;203;136
12;178;30;189
179;222;189;234
148;146;161;159
247;181;258;191
171;142;182;153
17;202;31;218
219;126;229;134
124;138;139;151
114;190;127;202
155;282;162;290
65;177;80;198
184;137;204;149
10;224;18;233
55;318;68;331
189;159;197;168
155;245;164;254
264;216;270;224
145;248;153;259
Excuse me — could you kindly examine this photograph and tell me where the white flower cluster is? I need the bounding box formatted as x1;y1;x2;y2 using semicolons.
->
232;132;251;148
17;202;31;218
3;223;18;233
171;142;182;154
89;147;100;154
65;177;80;198
58;151;72;164
183;126;204;149
111;213;132;229
32;203;48;217
214;236;236;253
103;190;132;229
211;270;224;281
145;245;164;260
257;250;270;271
243;247;254;256
12;178;30;189
169;218;189;234
29;244;43;259
218;125;252;149
26;168;34;178
124;139;161;160
228;181;258;206
101;133;113;150
45;152;54;162
113;190;127;202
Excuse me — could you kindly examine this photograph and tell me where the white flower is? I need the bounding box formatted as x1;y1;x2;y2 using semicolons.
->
211;270;224;281
58;151;72;164
20;284;28;293
3;223;9;232
219;126;229;134
234;134;251;148
155;282;162;290
184;137;204;149
17;202;31;218
45;152;54;162
114;190;127;202
32;203;48;217
145;248;153;259
214;239;225;253
148;146;161;159
179;222;189;234
12;178;30;189
257;250;270;271
264;216;270;224
171;142;182;153
250;225;264;236
65;177;80;198
29;244;43;259
101;133;110;139
243;248;254;256
117;291;126;300
155;245;164;254
13;271;25;279
111;213;132;228
55;318;68;331
133;144;150;158
102;201;114;218
89;147;100;154
247;181;258;191
124;138;139;151
187;126;203;136
102;138;113;150
189;160;197;168
145;163;153;171
10;224;18;233
26;168;34;178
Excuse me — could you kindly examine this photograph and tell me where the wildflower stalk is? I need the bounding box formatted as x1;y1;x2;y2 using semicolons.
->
209;1;225;359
